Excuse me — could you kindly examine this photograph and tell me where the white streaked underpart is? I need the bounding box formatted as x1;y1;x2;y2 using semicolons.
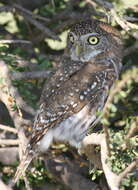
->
39;104;96;152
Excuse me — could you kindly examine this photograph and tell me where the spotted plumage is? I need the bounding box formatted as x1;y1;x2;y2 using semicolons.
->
14;19;123;183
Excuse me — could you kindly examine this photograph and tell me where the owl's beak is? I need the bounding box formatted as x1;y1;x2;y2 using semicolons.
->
75;44;83;57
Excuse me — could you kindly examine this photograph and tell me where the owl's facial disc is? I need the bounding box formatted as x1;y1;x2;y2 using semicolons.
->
69;32;104;62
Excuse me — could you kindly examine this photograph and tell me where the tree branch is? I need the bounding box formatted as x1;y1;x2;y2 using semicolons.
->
11;70;51;81
13;3;50;22
0;124;17;134
82;133;137;190
0;180;13;190
0;40;31;45
13;4;60;41
0;139;19;146
0;60;36;116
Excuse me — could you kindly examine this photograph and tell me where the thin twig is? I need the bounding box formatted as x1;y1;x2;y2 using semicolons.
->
119;160;138;182
23;14;60;41
13;3;50;23
0;139;19;146
110;9;138;31
126;118;138;140
86;0;138;39
103;68;138;119
102;68;138;155
122;117;138;149
11;70;51;81
124;44;138;57
0;40;32;44
92;0;113;9
0;85;30;155
13;4;59;41
124;16;138;22
0;5;13;12
0;124;17;134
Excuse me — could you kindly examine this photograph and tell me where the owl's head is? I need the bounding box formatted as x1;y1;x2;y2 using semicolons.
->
67;19;123;62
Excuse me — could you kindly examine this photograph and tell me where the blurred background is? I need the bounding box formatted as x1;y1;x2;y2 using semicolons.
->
0;0;137;190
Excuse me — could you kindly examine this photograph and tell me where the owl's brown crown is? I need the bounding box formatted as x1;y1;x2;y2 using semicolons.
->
71;19;121;38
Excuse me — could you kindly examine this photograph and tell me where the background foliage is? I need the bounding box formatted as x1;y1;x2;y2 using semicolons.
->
0;0;137;190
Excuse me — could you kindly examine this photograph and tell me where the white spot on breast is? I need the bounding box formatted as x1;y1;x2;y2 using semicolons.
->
75;89;79;92
59;77;63;81
50;117;57;122
57;111;63;116
36;127;42;130
96;76;100;82
29;150;34;154
60;104;66;108
70;101;74;105
65;105;69;110
70;92;74;96
40;116;49;124
46;112;53;117
72;103;77;108
80;95;84;100
36;141;40;145
87;88;91;92
91;82;97;89
84;91;87;95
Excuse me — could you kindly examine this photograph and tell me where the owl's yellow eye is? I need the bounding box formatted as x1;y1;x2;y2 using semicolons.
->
87;36;99;45
69;34;74;43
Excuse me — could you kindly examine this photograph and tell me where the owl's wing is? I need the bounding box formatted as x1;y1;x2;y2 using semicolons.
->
30;61;116;149
40;56;86;104
16;60;118;183
30;57;87;148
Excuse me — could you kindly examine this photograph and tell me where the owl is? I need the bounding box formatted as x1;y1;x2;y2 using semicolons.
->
14;19;123;183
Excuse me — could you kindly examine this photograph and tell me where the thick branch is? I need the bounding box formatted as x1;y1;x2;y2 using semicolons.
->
0;86;29;157
82;133;137;190
0;124;17;134
0;180;13;190
0;139;19;146
0;60;35;116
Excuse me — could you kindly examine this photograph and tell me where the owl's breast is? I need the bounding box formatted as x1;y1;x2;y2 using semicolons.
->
33;62;116;151
45;65;110;114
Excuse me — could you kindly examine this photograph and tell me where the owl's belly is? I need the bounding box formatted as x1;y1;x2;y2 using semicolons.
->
38;104;96;151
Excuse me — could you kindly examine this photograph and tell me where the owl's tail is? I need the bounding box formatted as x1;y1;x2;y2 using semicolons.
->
13;151;34;184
